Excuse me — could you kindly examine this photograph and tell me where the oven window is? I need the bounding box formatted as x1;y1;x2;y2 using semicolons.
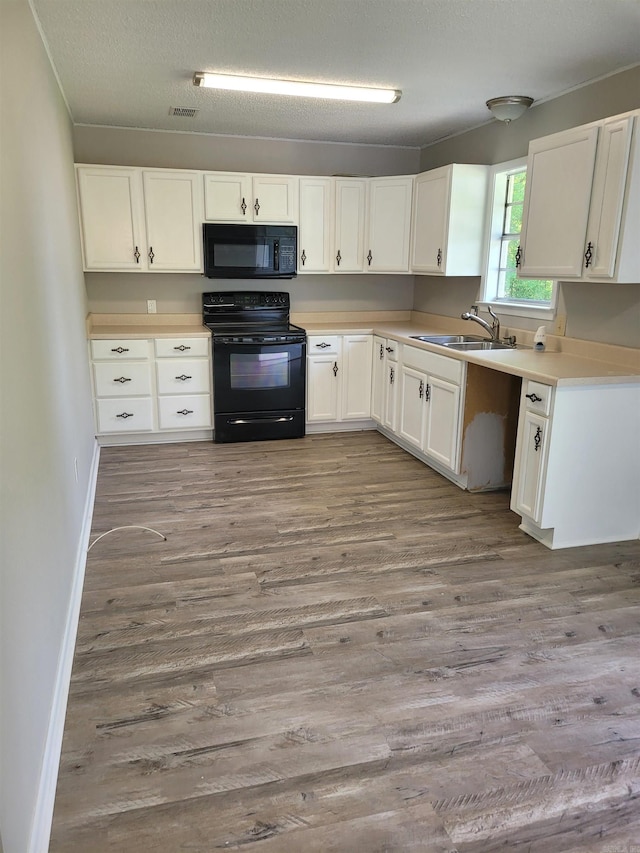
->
229;351;290;390
215;242;270;269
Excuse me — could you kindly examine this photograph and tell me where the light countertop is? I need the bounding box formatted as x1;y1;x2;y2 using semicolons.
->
87;315;639;387
304;321;640;387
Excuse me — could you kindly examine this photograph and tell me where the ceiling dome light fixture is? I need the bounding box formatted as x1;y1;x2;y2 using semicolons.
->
193;72;401;104
486;95;534;124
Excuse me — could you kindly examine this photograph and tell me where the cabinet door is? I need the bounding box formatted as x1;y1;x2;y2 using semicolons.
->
298;178;332;272
398;366;427;449
341;335;373;420
585;116;634;279
511;411;549;523
424;375;461;472
142;171;203;271
203;172;252;222
307;356;340;422
371;336;386;423
76;166;146;271
252;176;298;223
519;126;599;278
410;167;450;274
334;179;366;272
366;177;413;271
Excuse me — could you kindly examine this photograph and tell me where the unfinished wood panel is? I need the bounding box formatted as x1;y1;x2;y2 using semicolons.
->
462;362;521;491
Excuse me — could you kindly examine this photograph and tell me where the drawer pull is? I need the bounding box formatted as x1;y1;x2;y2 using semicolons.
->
111;346;129;354
116;412;134;419
389;366;394;384
241;197;247;215
176;409;194;416
584;241;594;268
174;345;191;351
315;342;331;349
254;198;260;215
148;246;155;264
367;250;373;266
175;374;192;381
336;249;341;266
134;246;140;263
436;248;442;267
333;362;338;377
379;343;384;359
425;382;430;402
301;249;307;266
419;379;424;399
113;376;132;384
385;346;393;353
526;392;542;403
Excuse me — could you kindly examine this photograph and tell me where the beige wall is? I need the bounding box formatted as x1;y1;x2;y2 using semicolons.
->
0;1;96;850
415;66;640;349
74;124;421;176
86;272;415;314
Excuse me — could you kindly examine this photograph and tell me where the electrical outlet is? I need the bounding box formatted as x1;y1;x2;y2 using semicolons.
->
147;299;157;314
552;313;567;335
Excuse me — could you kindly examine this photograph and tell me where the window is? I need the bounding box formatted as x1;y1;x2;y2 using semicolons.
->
482;158;556;319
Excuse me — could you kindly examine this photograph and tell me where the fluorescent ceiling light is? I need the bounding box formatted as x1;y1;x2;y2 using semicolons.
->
193;72;401;104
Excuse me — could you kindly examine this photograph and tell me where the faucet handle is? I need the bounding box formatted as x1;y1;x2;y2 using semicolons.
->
470;304;479;316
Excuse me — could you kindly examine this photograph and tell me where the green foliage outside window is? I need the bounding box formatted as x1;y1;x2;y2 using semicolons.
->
497;170;553;304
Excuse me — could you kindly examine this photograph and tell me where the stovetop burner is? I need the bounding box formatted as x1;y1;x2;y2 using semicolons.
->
202;291;305;342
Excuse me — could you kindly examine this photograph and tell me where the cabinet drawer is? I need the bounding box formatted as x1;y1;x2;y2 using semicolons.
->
308;335;341;355
96;397;154;433
93;362;152;397
155;337;209;358
158;395;212;430
523;380;553;416
402;345;463;384
156;359;210;394
383;340;399;362
91;339;151;360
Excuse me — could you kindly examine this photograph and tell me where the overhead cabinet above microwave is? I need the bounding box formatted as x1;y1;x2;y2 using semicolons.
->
75;166;203;272
203;172;298;224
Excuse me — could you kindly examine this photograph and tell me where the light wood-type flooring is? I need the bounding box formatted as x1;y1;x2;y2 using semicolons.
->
50;431;640;852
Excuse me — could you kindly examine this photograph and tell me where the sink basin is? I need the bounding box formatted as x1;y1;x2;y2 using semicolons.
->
445;340;513;351
410;334;487;344
410;334;514;351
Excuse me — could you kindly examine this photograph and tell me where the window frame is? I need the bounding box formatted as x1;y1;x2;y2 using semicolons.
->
480;157;557;321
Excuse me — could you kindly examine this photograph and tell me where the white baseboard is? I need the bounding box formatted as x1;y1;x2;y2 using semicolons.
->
28;440;100;853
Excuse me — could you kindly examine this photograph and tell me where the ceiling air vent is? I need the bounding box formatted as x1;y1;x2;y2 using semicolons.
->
169;107;199;118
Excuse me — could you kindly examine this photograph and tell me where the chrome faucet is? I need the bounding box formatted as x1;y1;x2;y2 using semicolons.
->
461;305;500;341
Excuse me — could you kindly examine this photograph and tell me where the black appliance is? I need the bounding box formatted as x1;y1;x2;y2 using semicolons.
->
203;291;306;443
203;224;297;279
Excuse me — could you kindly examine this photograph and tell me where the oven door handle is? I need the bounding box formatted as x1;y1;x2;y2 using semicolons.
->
227;416;295;424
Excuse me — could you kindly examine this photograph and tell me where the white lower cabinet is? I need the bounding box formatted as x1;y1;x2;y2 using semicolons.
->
306;334;373;427
511;379;640;549
397;346;463;474
90;334;212;443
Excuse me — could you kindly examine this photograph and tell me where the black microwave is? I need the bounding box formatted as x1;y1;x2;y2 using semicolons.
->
203;224;297;279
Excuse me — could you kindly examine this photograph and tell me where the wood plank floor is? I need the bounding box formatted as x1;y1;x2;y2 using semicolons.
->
50;431;640;852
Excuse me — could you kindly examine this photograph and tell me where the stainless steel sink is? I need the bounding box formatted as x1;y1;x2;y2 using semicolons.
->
410;334;487;344
410;334;514;351
446;340;514;351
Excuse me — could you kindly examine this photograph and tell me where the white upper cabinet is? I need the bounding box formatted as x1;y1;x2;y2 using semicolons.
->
518;111;639;282
298;177;332;273
142;171;203;271
204;172;298;223
365;176;413;272
76;166;203;272
333;178;367;272
76;167;146;271
411;164;489;275
518;125;599;279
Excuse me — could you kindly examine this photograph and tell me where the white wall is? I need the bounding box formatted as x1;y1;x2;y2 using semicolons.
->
0;1;97;851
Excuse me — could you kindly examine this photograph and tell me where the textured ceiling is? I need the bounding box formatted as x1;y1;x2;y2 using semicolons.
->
31;0;640;148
